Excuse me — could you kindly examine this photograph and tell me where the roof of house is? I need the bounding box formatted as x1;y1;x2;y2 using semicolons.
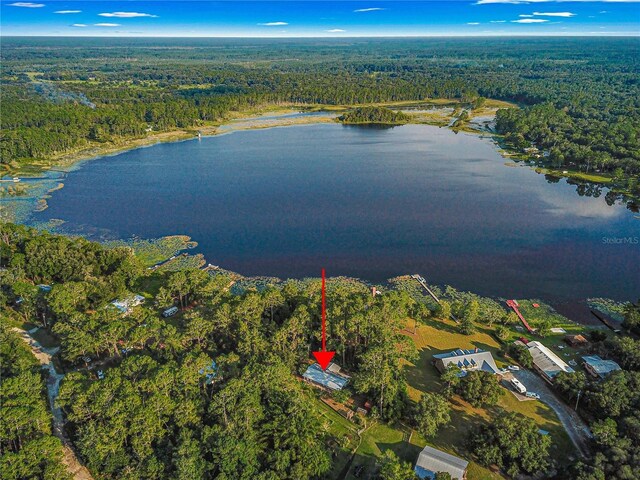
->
302;363;349;391
414;445;469;480
582;355;621;377
433;348;499;374
110;294;145;313
527;341;574;378
565;334;588;343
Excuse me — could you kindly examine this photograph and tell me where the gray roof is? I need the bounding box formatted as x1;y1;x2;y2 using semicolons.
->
303;363;349;391
433;348;498;374
582;355;621;377
527;341;574;379
415;445;469;480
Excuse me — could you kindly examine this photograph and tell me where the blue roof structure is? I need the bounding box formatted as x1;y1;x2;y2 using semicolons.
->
199;360;218;384
303;363;349;391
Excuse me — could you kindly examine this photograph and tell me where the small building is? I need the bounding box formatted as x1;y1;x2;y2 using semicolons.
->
433;348;499;375
110;294;145;314
527;341;574;383
582;355;621;379
565;334;588;347
414;445;469;480
302;363;349;391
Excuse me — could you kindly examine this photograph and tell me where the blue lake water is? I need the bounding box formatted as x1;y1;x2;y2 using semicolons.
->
32;123;639;301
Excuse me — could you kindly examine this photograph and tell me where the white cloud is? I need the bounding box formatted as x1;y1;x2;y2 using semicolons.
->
55;10;81;14
94;23;120;27
520;14;535;17
257;22;289;26
353;7;385;12
71;23;87;27
467;22;481;25
513;18;550;22
8;2;45;7
326;29;346;32
533;11;576;16
99;12;157;18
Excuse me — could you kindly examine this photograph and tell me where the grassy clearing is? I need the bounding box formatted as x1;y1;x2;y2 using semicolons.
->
399;316;577;478
534;167;613;184
343;422;425;480
30;327;59;349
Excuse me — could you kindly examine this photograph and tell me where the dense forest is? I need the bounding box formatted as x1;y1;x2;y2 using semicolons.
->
339;107;410;125
1;223;639;479
1;37;639;185
0;327;70;480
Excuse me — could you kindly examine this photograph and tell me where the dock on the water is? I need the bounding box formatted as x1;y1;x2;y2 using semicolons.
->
506;299;536;334
411;274;458;322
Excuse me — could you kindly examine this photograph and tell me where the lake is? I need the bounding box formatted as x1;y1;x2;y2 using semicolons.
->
32;123;639;301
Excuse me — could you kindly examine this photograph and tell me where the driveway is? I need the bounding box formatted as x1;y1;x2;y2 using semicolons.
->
511;369;591;457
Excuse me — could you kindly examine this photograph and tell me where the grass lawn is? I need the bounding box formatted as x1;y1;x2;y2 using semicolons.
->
313;398;359;480
510;299;596;367
534;167;613;184
343;422;425;480
390;316;577;479
405;317;576;475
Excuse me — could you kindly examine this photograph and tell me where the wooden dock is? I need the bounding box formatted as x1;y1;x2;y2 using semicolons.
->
411;274;458;322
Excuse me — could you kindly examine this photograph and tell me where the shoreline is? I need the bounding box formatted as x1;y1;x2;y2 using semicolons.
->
2;100;504;178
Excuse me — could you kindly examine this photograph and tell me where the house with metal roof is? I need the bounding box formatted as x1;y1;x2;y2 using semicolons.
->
432;348;499;375
582;355;621;379
302;363;349;391
414;445;469;480
527;341;574;383
110;294;145;314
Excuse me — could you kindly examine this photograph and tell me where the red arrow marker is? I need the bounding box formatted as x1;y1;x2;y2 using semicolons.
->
313;268;335;370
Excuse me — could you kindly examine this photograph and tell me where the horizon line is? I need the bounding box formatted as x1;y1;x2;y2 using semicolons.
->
2;33;639;38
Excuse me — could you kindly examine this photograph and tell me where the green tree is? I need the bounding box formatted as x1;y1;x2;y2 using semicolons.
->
414;392;451;438
378;450;417;480
470;410;551;477
457;371;501;408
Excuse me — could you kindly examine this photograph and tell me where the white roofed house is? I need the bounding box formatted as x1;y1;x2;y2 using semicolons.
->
110;294;145;315
432;348;499;376
527;341;574;383
414;445;469;480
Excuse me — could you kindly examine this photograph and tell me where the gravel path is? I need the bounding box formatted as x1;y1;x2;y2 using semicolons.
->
512;369;591;457
12;328;94;480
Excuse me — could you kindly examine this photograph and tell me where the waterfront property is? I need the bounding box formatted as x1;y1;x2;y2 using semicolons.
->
433;348;499;375
414;445;469;480
582;355;621;379
527;341;574;383
302;363;349;391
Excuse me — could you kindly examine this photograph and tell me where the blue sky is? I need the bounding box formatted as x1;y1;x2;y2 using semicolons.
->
2;1;639;37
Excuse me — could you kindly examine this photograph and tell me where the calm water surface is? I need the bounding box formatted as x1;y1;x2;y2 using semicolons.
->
33;124;639;301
